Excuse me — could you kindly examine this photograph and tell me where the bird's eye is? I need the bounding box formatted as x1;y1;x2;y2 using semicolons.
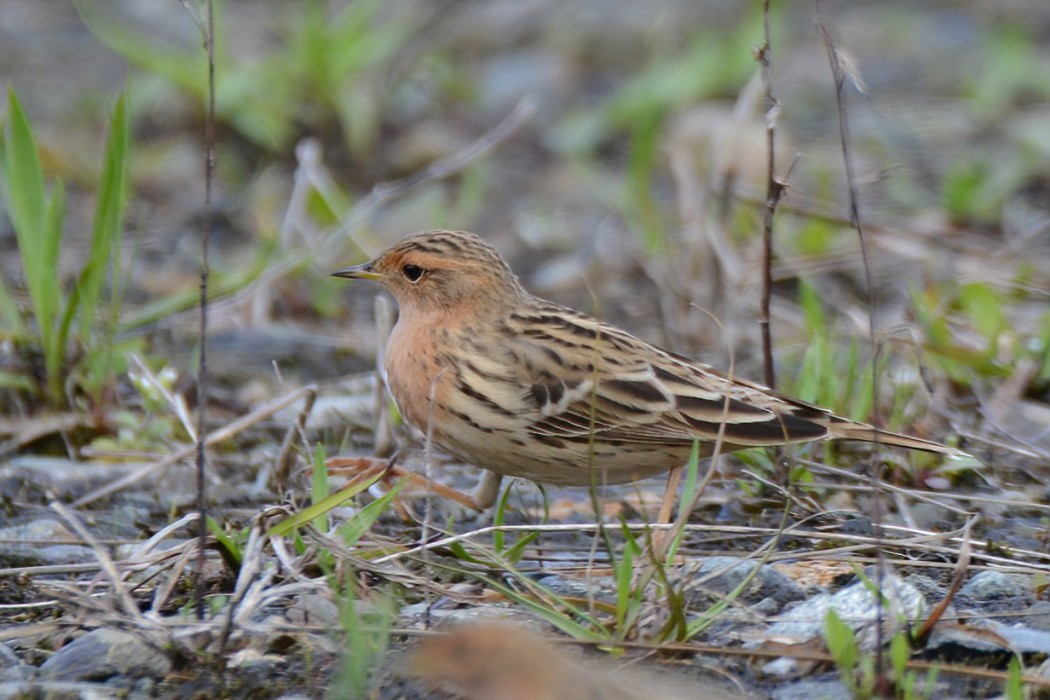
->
402;264;424;282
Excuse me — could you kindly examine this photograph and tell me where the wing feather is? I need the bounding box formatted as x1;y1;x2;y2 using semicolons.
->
508;303;836;450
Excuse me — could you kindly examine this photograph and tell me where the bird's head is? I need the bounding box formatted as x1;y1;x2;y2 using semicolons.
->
333;230;526;317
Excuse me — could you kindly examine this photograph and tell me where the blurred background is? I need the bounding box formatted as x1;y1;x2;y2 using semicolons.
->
1;0;1048;451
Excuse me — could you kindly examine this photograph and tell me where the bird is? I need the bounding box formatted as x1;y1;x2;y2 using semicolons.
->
333;229;965;510
407;622;743;700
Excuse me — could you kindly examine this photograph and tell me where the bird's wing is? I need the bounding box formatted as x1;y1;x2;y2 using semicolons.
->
508;306;832;448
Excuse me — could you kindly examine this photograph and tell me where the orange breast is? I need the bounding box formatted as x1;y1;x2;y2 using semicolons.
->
384;319;448;431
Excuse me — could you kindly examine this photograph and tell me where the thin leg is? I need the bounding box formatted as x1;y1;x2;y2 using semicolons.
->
656;465;682;525
652;465;683;557
471;470;503;511
326;457;486;511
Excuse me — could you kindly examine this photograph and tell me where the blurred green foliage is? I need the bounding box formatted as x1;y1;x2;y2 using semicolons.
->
0;88;135;407
76;0;415;154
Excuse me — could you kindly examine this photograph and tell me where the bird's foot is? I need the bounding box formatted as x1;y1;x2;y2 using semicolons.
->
325;456;488;513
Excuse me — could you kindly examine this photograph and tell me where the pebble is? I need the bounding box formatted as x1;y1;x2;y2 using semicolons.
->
766;573;925;649
958;570;1031;601
686;556;806;607
39;629;172;682
0;519;94;567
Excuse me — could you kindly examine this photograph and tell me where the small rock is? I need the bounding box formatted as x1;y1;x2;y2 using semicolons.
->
0;642;27;682
287;593;341;627
987;620;1050;655
761;656;801;679
767;573;925;649
751;597;781;616
1023;601;1050;631
0;519;76;541
686;556;805;606
0;519;95;567
903;573;946;601
39;629;172;681
769;675;850;700
535;574;614;600
959;571;1030;601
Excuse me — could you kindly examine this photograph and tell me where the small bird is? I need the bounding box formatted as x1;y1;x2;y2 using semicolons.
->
407;622;743;700
334;230;963;510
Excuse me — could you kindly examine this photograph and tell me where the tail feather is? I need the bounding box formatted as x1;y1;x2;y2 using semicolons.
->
827;420;970;459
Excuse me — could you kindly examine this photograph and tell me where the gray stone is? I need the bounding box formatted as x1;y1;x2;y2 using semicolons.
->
0;519;95;567
959;571;1030;601
769;676;851;700
1023;601;1050;631
767;574;926;649
986;621;1050;655
535;574;614;600
0;642;27;683
687;556;805;606
751;597;781;616
287;593;341;627
0;519;75;541
39;629;171;682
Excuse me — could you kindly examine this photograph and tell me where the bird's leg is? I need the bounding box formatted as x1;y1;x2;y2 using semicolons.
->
652;465;683;556
471;470;504;511
325;456;485;512
656;466;683;525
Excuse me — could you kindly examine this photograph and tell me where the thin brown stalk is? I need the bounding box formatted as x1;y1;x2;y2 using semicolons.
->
914;517;974;645
49;499;144;622
269;387;317;493
756;0;786;391
181;0;218;623
816;2;891;675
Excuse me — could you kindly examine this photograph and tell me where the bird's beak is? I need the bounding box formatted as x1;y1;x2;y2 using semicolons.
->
331;261;382;281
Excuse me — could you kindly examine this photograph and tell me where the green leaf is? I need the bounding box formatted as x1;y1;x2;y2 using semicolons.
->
664;439;701;564
336;479;405;548
1005;655;1023;700
798;280;826;337
206;516;243;565
0;372;34;391
501;530;540;566
0;276;27;338
268;469;384;538
889;632;909;684
311;444;331;532
823;608;858;677
447;541;484;565
41;181;66;401
61;91;131;402
958;282;1004;342
4;89;61;354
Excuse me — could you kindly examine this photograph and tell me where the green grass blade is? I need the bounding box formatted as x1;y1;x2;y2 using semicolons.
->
824;608;858;680
614;521;639;632
0;277;27;338
86;91;131;338
59;92;130;397
336;479;406;548
501;530;540;566
3;89;47;266
311;444;331;532
74;2;205;94
206;516;243;566
0;372;34;391
42;180;66;401
3;89;61;360
665;439;701;564
268;469;384;538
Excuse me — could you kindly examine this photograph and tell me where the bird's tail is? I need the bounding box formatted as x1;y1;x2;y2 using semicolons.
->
828;420;970;459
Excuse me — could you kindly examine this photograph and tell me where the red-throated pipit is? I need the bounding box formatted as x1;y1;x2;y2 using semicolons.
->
334;230;964;511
